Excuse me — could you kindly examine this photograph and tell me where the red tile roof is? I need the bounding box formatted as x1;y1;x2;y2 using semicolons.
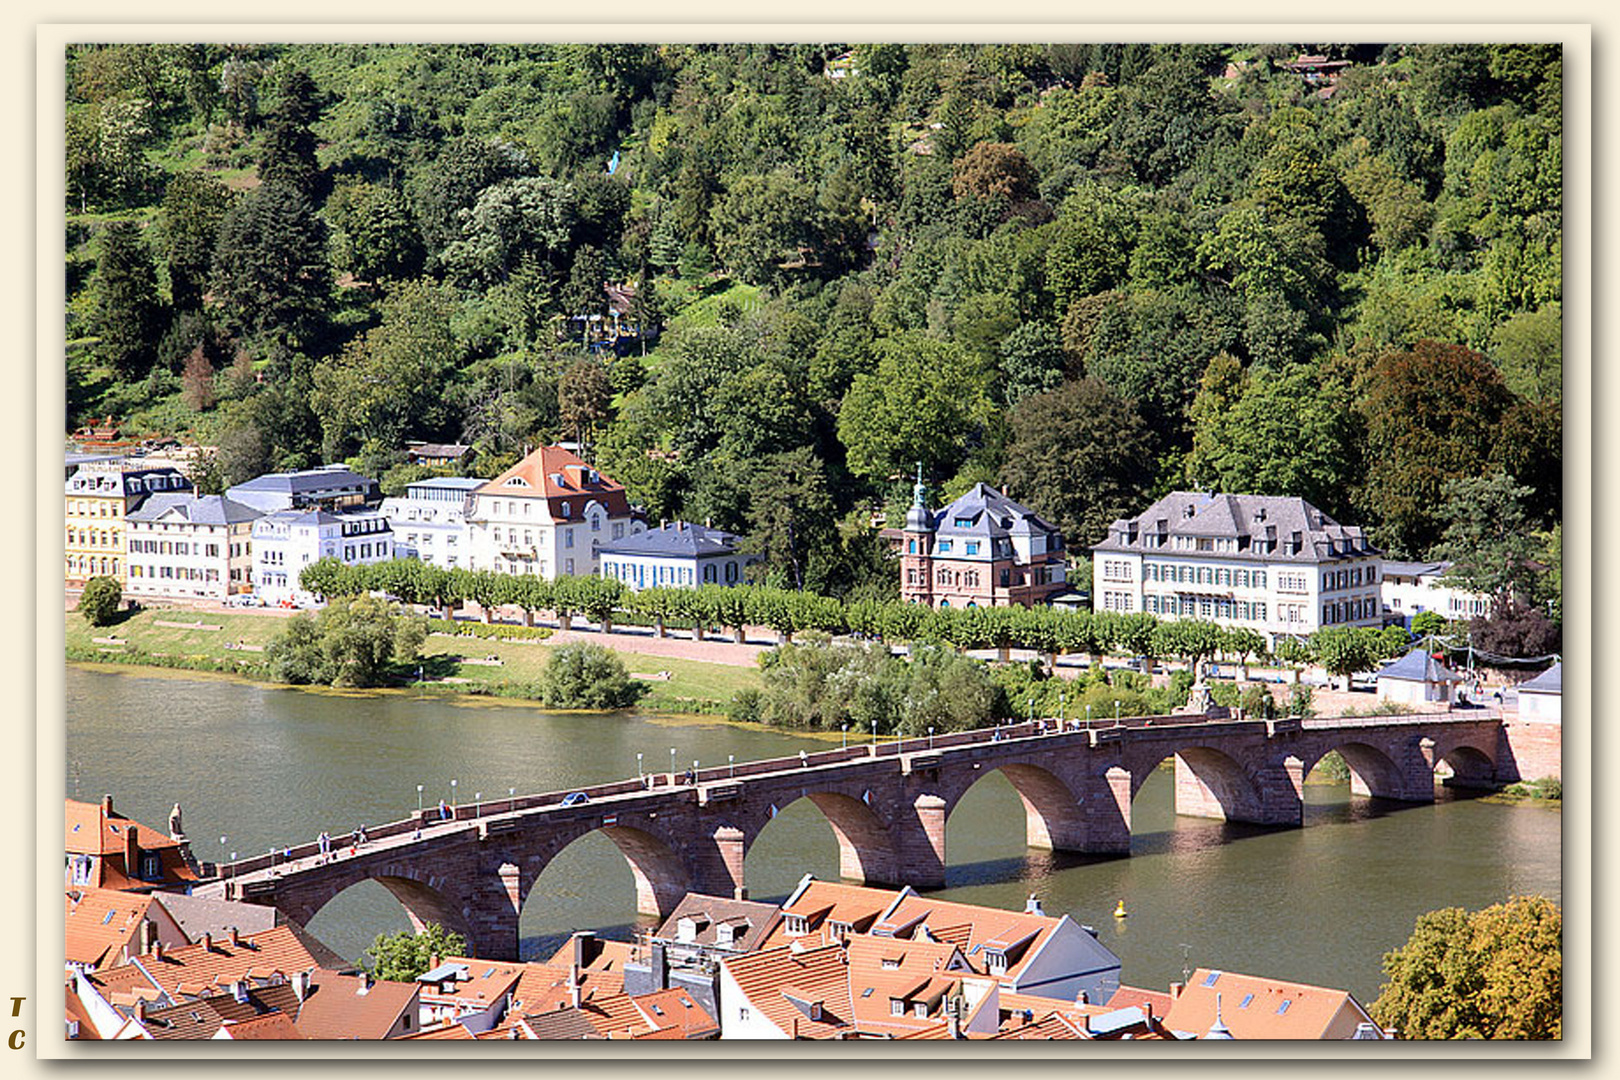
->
219;1013;305;1040
65;799;196;890
293;969;419;1040
722;943;853;1039
1160;969;1375;1039
475;445;631;520
87;925;337;1001
65;888;162;969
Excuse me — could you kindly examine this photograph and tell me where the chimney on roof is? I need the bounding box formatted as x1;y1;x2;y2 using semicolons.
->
1076;990;1088;1005
228;927;241;948
232;981;249;1004
138;919;155;956
101;794;113;816
152;940;164;961
570;962;582;1009
1024;893;1045;916
1169;981;1184;1000
291;970;311;1002
572;931;596;971
133;999;147;1023
358;972;373;995
202;932;213;952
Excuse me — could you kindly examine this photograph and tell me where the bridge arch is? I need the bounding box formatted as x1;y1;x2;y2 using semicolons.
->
946;762;1089;854
1303;741;1412;800
513;821;693;923
291;866;478;952
743;789;899;889
1433;743;1498;789
1130;745;1271;823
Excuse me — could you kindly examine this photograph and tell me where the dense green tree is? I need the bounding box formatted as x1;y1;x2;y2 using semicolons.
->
709;168;818;285
744;446;835;591
212;181;331;349
557;356;614;451
1371;896;1561;1040
1432;472;1542;609
326;178;425;284
410;135;533;261
837;334;991;485
1355;341;1516;557
1001;378;1155;548
1202;363;1357;516
257;67;323;199
91;222;167;381
441;175;578;288
998;321;1067;406
365;923;469;982
1490;305;1561;405
539;642;647;709
76;576;123;627
158;172;232;313
309;279;459;459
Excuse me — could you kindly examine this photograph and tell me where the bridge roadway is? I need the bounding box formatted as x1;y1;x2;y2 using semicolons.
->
198;709;1513;959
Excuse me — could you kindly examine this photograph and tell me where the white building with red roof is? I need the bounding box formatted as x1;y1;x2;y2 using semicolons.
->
465;445;644;579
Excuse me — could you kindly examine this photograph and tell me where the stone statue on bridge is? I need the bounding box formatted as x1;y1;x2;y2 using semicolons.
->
168;802;185;841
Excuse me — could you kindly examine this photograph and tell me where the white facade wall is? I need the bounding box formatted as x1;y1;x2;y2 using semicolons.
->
467;491;639;579
1093;547;1381;648
380;491;472;568
1377;676;1454;707
252;512;393;606
601;552;751;591
1381;573;1491;624
125;518;253;600
716;962;789;1039
1517;689;1561;723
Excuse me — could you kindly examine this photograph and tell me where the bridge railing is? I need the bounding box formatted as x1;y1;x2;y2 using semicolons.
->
219;706;1501;877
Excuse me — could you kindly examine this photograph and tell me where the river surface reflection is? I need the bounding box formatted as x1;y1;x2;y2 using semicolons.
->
65;666;1560;1004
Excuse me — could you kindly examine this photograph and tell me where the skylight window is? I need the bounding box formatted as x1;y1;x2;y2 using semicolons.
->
1276;1000;1291;1014
1202;971;1221;987
101;911;114;925
1239;994;1253;1009
861;988;874;998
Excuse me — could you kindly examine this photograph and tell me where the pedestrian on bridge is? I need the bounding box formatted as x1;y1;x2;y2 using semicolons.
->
439;799;451;820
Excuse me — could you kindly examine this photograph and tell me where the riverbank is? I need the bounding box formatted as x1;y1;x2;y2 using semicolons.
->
66;609;762;716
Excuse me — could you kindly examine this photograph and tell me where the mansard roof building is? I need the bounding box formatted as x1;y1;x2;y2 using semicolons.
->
1091;492;1383;648
900;475;1068;609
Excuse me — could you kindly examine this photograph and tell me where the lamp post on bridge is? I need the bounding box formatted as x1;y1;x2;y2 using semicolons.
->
842;723;848;750
229;851;236;881
1058;691;1065;725
1086;705;1092;724
509;787;516;813
219;835;227;876
451;779;458;810
670;747;677;778
475;792;482;817
637;753;643;781
729;754;734;778
928;726;934;750
1115;699;1121;724
417;784;423;817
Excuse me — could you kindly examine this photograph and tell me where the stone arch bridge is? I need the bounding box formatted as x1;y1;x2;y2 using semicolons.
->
199;711;1519;960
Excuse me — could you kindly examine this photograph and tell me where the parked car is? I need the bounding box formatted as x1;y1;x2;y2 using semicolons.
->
560;792;590;807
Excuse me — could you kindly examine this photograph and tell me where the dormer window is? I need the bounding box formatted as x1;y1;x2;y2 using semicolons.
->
986;951;1008;974
561;501;571;518
784;914;808;937
504;477;528;487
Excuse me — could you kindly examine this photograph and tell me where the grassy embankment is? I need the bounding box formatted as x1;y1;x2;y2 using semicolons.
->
65;609;762;716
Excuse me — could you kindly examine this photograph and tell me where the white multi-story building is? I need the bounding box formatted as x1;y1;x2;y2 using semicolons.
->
465;445;642;579
124;494;261;601
378;477;482;569
250;507;394;606
1091;492;1382;649
599;521;754;590
1379;560;1492;626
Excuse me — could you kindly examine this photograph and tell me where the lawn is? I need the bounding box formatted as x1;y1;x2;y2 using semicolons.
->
66;608;762;715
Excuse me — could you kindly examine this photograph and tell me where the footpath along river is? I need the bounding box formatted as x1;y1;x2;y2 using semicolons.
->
65;665;1560;1005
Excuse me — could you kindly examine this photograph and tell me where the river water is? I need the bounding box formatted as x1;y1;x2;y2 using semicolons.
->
64;665;1560;1006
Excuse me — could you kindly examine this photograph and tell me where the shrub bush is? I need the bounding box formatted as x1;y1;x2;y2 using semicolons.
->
77;576;123;626
538;642;647;710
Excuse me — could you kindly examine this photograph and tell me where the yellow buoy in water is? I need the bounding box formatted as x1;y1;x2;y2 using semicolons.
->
1113;900;1128;918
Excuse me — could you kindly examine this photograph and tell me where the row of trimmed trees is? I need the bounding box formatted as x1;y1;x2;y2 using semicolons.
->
297;558;1416;676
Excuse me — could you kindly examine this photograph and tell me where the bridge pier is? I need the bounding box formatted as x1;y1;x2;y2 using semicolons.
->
1075;768;1132;854
689;825;748;901
891;794;948;889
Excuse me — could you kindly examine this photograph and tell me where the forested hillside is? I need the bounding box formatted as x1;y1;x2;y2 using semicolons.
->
65;42;1561;610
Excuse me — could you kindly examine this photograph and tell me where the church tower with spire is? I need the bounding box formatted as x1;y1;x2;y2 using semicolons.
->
900;462;935;606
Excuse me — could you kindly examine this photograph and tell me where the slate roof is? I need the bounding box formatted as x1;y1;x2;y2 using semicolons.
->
1378;648;1463;684
227;465;375;497
1093;492;1378;563
1382;559;1452;578
1518;662;1562;695
597;521;741;559
917;483;1062;546
149;892;282;942
650;893;782;953
126;493;262;526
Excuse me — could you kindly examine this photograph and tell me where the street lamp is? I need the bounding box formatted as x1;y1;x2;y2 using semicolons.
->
219;835;227;874
670;747;677;776
637;752;643;780
475;792;482;817
729;754;735;778
928;726;935;750
1114;699;1121;723
509;787;516;813
1058;691;1065;722
417;784;423;816
842;723;848;750
229;851;237;881
451;779;458;809
1086;705;1092;724
1027;697;1033;723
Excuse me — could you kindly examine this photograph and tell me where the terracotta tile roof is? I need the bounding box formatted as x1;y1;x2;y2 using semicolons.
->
418;956;526;1012
991;1012;1085;1040
293;969;419;1040
65;987;101;1040
722;943;853;1039
140;983;302;1039
762;881;896;950
844;935;973;1032
539;937;638;976
1160;969;1375;1040
401;1022;476;1039
872;894;1058;980
475;445;631;520
65;888;159;969
219;1012;305;1039
511;1009;601;1040
87;926;336;1001
629;987;718;1038
1108;984;1175;1017
65;799;196;890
